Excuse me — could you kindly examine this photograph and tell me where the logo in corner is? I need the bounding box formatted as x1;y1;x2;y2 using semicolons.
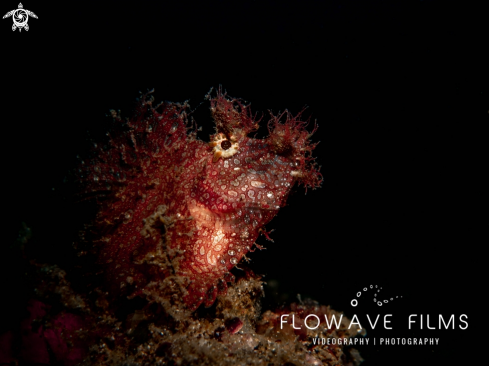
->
3;3;37;32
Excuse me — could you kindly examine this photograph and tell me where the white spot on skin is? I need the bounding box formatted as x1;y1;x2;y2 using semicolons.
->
251;181;266;188
200;246;205;255
207;250;217;265
212;230;224;247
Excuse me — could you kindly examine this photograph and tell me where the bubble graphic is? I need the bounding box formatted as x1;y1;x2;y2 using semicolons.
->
350;285;402;307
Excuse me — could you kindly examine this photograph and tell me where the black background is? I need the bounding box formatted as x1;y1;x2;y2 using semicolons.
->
1;1;485;365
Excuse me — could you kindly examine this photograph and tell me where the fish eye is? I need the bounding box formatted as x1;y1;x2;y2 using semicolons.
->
221;140;232;150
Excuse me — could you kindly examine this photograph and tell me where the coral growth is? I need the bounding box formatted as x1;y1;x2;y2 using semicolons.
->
78;87;322;310
2;258;363;366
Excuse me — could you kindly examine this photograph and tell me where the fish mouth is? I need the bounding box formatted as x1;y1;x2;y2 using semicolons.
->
187;201;277;233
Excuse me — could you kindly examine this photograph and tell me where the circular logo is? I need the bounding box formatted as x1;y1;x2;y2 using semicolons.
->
12;9;28;28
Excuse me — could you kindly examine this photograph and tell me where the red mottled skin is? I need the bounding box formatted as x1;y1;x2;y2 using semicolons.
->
80;88;321;310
